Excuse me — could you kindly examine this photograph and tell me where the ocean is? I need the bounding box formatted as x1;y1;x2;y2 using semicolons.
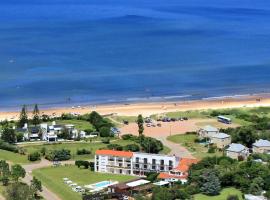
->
1;0;270;110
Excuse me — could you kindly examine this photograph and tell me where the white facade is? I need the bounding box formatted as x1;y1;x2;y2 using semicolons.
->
95;151;178;176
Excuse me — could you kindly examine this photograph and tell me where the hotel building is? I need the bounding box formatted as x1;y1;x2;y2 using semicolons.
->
95;150;197;183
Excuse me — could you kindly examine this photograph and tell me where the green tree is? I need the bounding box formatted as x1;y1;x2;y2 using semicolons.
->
141;137;163;153
11;164;26;182
18;105;28;128
200;170;221;196
0;160;10;186
152;187;174;200
32;104;40;126
4;182;34;200
30;176;42;197
1;127;16;144
99;126;111;137
249;177;264;195
137;114;144;137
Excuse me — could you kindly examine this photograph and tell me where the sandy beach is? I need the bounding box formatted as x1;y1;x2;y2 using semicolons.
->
1;94;270;121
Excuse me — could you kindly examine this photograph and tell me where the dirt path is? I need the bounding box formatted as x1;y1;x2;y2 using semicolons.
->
22;159;74;200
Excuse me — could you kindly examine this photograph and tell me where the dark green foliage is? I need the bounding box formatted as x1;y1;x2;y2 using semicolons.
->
99;126;111;137
0;160;10;186
199;170;221;195
0;140;18;153
227;195;239;200
28;152;41;161
76;148;91;155
1;127;16;144
141;136;163;153
145;172;159;182
208;146;216;153
152;187;174;200
88;111;113;134
30;176;42;196
137;114;144;137
11;164;26;182
75;160;90;169
16;132;24;142
18;105;28;128
248;177;264;195
45;149;71;161
32;104;40;126
107;144;123;151
41;114;50;122
123;144;140;152
4;182;35;200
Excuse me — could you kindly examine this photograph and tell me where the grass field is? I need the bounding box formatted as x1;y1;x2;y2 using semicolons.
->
22;139;137;160
0;149;29;164
194;187;243;200
32;165;134;200
55;119;94;131
167;134;222;159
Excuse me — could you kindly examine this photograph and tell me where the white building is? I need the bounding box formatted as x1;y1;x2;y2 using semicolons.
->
94;150;197;183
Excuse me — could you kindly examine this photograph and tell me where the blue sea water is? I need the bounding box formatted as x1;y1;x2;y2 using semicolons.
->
1;0;270;109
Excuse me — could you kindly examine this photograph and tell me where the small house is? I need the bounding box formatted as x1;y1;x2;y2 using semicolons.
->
253;139;270;154
226;143;249;160
198;125;219;139
211;133;231;149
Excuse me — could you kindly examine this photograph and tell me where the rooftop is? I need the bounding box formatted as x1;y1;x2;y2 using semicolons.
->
226;143;247;153
174;158;198;172
126;179;150;187
212;132;230;139
202;125;218;132
253;139;270;147
158;172;187;180
95;150;133;158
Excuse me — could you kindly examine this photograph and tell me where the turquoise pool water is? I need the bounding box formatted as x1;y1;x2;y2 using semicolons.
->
93;181;111;188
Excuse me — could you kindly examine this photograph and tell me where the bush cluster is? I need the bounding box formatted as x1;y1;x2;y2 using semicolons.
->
77;149;91;155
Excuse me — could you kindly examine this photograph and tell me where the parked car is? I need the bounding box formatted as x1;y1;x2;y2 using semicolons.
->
146;124;151;127
183;117;188;120
157;123;162;127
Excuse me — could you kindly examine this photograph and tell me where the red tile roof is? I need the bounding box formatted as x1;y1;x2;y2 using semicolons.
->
96;150;133;158
175;158;198;172
158;172;187;180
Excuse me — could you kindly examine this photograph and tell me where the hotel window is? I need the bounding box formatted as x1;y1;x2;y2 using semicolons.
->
169;160;173;170
143;158;148;169
136;157;139;163
160;160;164;171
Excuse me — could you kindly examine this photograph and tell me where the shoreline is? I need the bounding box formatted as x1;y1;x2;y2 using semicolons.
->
1;93;270;121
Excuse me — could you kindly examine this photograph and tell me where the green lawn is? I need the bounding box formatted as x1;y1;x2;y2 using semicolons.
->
167;134;222;159
194;187;243;200
55;119;94;131
0;149;29;164
22;139;137;160
32;165;134;200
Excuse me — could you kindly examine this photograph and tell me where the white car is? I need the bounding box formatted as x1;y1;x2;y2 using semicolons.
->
65;180;72;184
69;183;77;187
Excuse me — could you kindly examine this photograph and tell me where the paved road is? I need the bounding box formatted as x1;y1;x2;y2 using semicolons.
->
22;159;74;200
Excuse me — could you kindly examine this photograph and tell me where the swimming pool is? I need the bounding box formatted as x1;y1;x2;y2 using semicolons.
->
93;181;111;188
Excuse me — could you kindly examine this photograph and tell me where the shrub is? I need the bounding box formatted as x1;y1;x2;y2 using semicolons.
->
77;149;91;155
0;140;18;153
227;195;239;200
28;152;41;161
208;147;216;153
45;149;71;161
123;144;140;152
121;134;135;140
101;138;110;144
107;144;123;151
75;160;90;169
99;127;111;137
